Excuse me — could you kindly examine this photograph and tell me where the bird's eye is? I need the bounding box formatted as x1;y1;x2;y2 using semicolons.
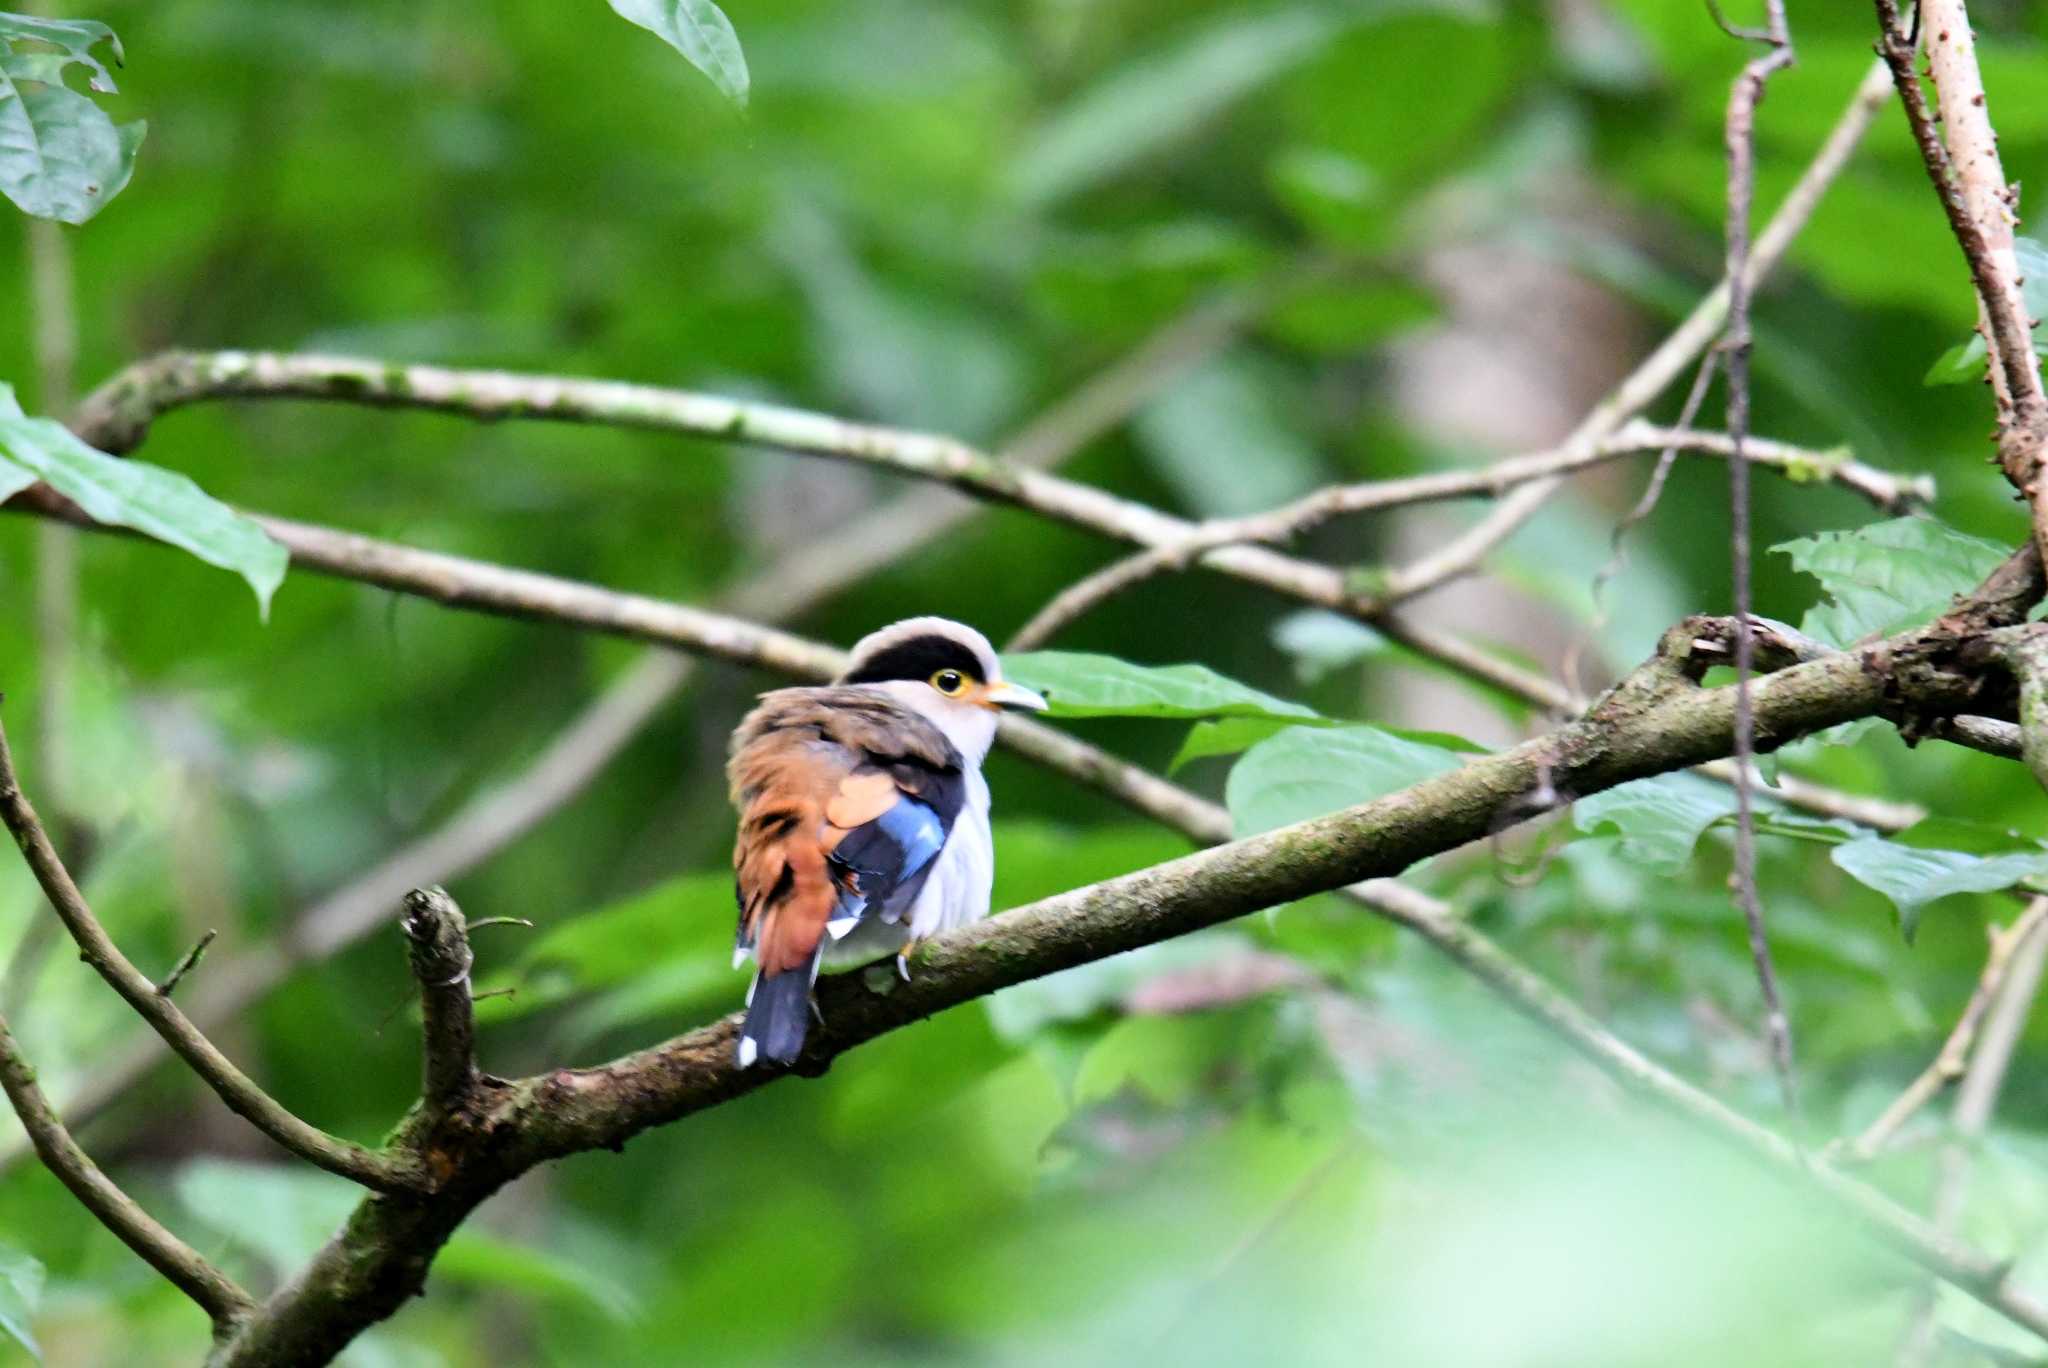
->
929;669;968;696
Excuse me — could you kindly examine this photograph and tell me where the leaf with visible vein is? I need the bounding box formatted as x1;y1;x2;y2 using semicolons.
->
607;0;749;106
0;384;286;615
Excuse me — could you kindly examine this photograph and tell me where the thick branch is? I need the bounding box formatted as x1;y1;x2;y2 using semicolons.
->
0;1006;252;1332
212;599;2048;1362
0;711;418;1193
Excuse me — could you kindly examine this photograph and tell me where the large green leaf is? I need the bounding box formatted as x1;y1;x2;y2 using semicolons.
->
0;1243;41;1362
0;384;287;615
1925;236;2048;385
607;0;749;106
1000;651;1323;725
0;13;144;223
1010;7;1336;206
1773;517;2009;648
1830;838;2048;941
1225;723;1463;838
1573;773;1737;876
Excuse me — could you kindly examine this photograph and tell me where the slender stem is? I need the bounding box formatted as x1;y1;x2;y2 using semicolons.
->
0;712;417;1193
1722;0;1801;1123
400;888;478;1114
0;1004;252;1329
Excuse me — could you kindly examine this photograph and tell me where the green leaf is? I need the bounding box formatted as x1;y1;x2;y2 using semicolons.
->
607;0;749;106
1225;724;1463;838
0;384;287;614
0;1243;42;1362
1000;651;1323;724
1271;609;1391;683
1573;773;1737;876
1010;7;1336;206
1830;837;2048;941
1924;335;1985;387
1924;236;2048;385
0;14;144;223
1773;516;2010;648
1170;716;1300;773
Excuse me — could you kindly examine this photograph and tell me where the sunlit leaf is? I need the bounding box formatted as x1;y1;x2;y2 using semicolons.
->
1000;650;1322;724
607;0;749;106
1831;837;2048;941
0;13;143;222
1272;609;1392;683
1226;724;1462;838
1773;516;2009;648
0;385;286;615
0;1244;42;1362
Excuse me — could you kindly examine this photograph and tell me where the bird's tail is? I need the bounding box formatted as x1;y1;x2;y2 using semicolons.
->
738;955;817;1068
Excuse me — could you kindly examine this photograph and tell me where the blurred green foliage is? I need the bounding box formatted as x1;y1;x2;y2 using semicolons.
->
4;0;2048;1363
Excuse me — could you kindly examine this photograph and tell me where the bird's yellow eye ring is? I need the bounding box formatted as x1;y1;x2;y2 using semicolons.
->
929;669;969;696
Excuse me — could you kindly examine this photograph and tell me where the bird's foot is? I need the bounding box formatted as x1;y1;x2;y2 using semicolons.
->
895;938;923;982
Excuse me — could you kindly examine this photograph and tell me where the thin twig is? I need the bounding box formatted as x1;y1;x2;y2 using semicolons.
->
399;887;478;1113
1374;58;1895;608
465;917;534;932
1561;355;1723;698
0;1004;253;1328
0;709;418;1193
1897;897;2048;1365
1839;899;2048;1164
1007;418;1920;651
155;929;218;998
1722;0;1801;1123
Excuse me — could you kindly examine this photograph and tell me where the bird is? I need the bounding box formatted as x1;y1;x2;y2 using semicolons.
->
725;617;1049;1068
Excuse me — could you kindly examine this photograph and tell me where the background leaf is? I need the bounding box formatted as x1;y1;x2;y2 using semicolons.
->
0;385;286;614
1001;651;1323;724
607;0;749;106
1226;724;1463;838
1830;838;2048;941
0;14;142;223
1773;516;2009;647
0;1243;42;1362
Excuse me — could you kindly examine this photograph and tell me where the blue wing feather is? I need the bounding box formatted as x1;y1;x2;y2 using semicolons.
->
830;792;949;927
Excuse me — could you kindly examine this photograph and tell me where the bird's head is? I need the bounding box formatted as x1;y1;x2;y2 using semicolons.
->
839;617;1048;762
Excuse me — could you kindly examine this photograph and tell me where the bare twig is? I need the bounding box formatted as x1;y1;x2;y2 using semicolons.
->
1839;899;2048;1164
1007;418;1920;651
0;1005;252;1330
155;929;218;998
1377;58;1894;608
1898;898;2048;1365
1876;0;2048;557
0;710;417;1193
399;888;479;1114
1722;0;1801;1123
1561;357;1723;698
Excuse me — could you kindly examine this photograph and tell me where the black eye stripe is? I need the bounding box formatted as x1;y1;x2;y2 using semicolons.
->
840;635;988;686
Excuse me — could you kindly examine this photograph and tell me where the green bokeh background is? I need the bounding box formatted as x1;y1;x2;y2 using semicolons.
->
5;1;2048;1363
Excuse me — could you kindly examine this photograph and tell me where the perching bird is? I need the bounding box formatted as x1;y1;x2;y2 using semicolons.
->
726;617;1049;1068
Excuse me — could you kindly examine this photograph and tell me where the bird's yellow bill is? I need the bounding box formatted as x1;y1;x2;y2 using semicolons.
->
979;680;1049;711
